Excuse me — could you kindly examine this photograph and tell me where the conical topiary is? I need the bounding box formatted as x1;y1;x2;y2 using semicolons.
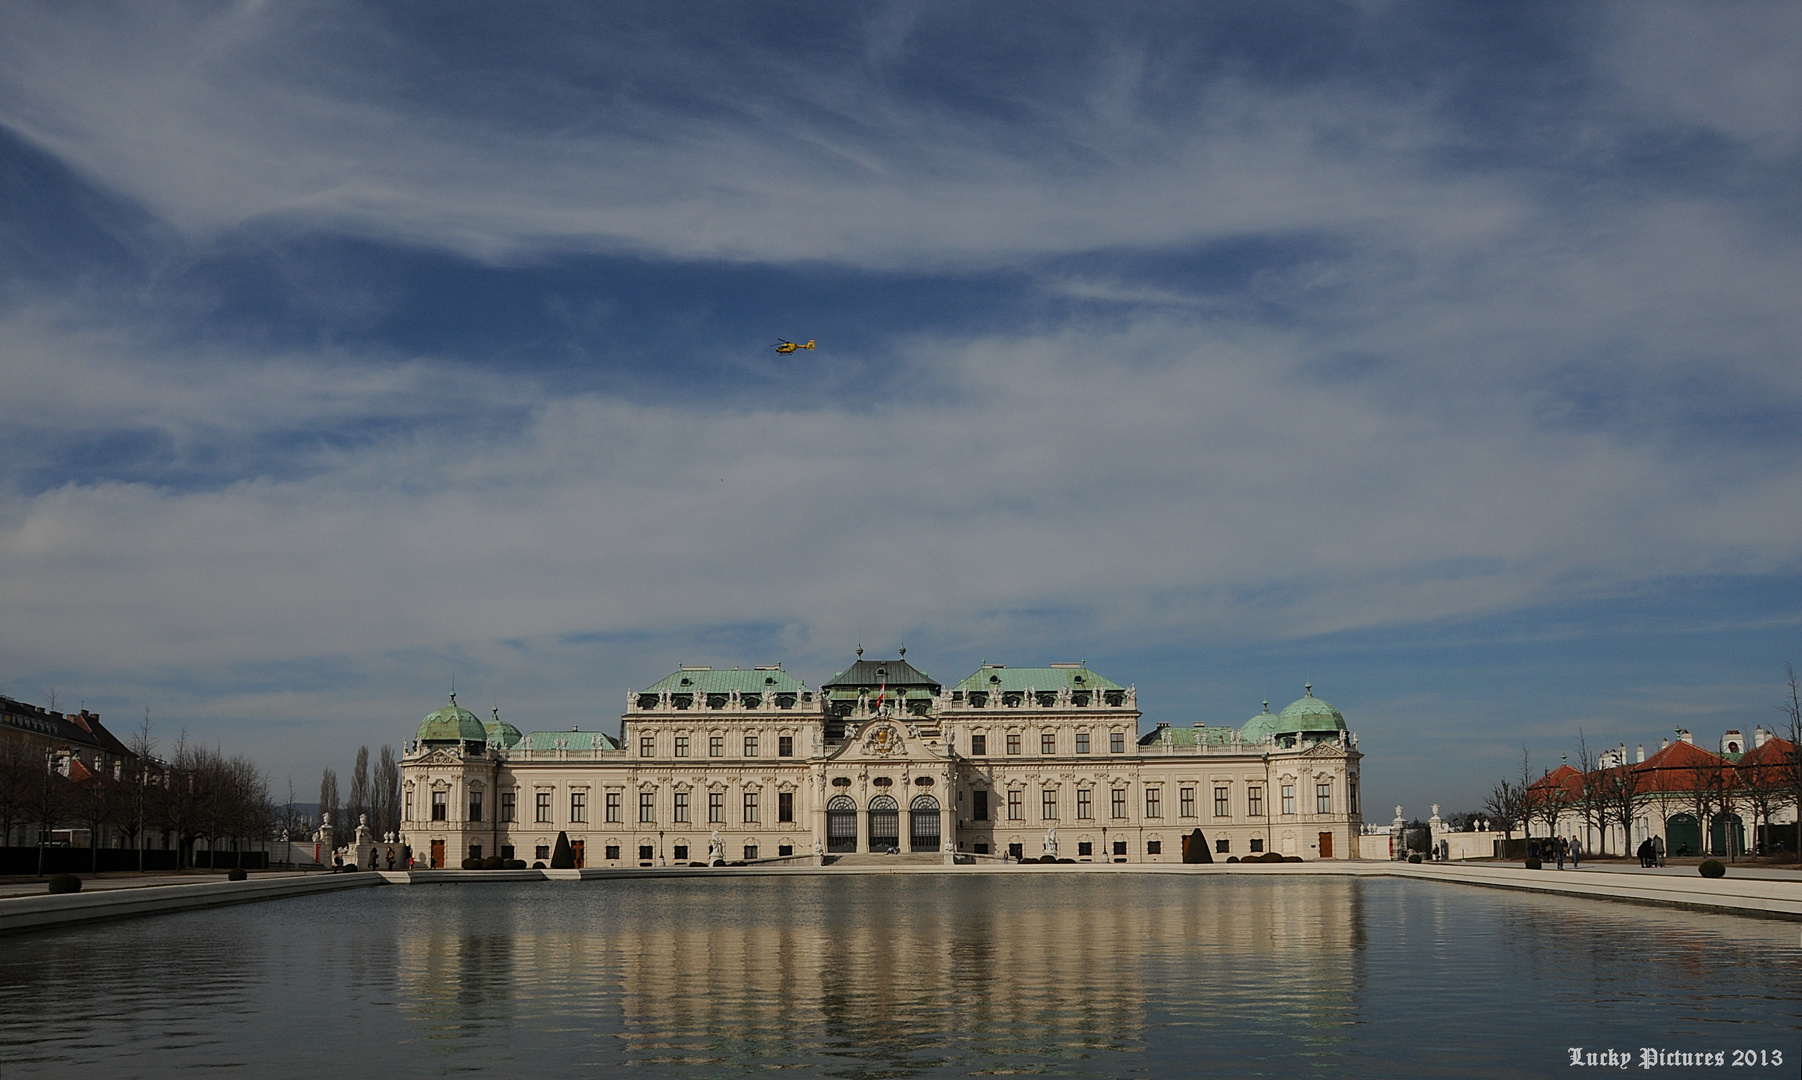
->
550;830;576;869
1183;828;1212;864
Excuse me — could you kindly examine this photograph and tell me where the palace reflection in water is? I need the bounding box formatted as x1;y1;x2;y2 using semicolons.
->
390;874;1366;1070
5;875;1798;1079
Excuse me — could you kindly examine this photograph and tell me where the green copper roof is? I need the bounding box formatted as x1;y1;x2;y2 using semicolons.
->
1139;723;1242;748
416;694;488;744
519;730;619;752
642;666;811;696
1239;701;1282;743
1276;685;1346;733
822;655;940;698
952;664;1122;694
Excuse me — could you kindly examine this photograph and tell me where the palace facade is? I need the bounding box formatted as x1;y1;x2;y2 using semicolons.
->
397;652;1365;868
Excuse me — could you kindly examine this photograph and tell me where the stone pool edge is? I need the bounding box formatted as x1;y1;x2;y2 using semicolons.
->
5;861;1798;936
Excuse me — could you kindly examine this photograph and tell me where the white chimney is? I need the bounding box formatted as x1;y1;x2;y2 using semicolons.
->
1659;738;1669;750
1677;730;1693;745
1754;726;1768;749
1635;744;1645;764
1721;730;1743;755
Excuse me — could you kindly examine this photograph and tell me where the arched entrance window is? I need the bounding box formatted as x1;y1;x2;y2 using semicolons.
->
910;794;941;852
1665;813;1701;858
868;794;900;852
826;795;857;853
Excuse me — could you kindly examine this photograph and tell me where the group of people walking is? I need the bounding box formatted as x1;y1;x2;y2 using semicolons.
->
1635;835;1667;867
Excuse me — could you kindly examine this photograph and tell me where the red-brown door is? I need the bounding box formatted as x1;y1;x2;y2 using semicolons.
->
430;839;445;868
572;839;586;868
1318;831;1334;859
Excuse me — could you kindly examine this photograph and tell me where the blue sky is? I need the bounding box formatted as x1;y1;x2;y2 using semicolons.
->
2;2;1800;816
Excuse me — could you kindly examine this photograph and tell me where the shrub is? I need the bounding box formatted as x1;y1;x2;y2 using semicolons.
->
712;859;727;867
1407;853;1422;864
1226;856;1239;863
532;861;546;869
1285;856;1304;862
461;857;482;870
1057;858;1075;864
1698;859;1726;879
1525;857;1542;869
550;832;576;870
504;859;527;869
481;856;505;870
47;874;82;894
228;868;248;881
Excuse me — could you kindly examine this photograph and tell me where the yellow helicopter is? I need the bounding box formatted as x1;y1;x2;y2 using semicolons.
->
773;338;815;354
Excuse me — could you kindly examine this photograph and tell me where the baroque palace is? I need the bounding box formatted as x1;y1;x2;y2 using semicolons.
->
397;651;1365;868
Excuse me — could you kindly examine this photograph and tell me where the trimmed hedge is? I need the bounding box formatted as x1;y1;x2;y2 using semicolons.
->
461;857;482;870
1525;857;1542;869
228;868;248;881
1698;859;1726;879
480;856;505;870
47;873;82;894
1407;853;1422;864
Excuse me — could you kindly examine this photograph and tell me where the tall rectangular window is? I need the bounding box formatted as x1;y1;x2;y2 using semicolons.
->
404;790;413;821
709;791;724;824
674;735;689;757
1006;733;1021;755
778;735;794;757
673;791;690;823
778;791;794;822
431;790;447;821
1179;787;1195;818
605;791;621;823
1007;789;1023;821
1109;731;1125;753
709;735;724;757
639;734;654;757
743;792;759;823
1349;779;1359;815
535;791;551;823
1076;788;1093;819
1075;731;1090;754
1145;788;1161;819
500;790;516;822
1281;784;1296;815
1111;788;1127;819
570;792;587;823
1248;786;1264;817
1041;732;1056;755
744;735;758;757
1317;782;1332;815
971;734;987;755
973;790;989;820
1214;786;1231;818
469;791;483;822
639;791;656;823
1041;789;1057;820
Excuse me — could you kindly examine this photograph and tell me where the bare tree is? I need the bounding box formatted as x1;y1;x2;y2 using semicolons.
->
29;748;73;875
318;768;340;834
0;735;38;846
1598;753;1640;858
374;746;400;837
1574;731;1610;854
347;746;370;832
1782;664;1802;856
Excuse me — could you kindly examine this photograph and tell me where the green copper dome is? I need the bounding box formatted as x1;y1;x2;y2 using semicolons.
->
1276;685;1346;733
1239;701;1281;743
416;693;488;745
483;708;523;750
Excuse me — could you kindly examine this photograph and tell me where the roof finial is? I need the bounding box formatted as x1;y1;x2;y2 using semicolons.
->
1304;682;1313;697
856;644;863;658
898;643;906;658
1263;700;1270;712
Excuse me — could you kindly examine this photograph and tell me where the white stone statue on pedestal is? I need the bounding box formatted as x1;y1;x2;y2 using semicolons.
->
1043;828;1058;858
709;831;724;863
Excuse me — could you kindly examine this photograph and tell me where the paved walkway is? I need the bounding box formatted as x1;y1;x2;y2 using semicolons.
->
0;870;320;900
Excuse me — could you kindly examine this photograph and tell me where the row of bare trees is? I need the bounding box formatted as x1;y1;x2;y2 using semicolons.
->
0;721;281;871
318;744;401;840
1483;665;1802;857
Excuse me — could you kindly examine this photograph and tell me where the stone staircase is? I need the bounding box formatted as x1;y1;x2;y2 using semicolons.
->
825;852;947;867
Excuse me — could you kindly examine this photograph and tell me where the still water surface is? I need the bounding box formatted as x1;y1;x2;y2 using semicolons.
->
3;875;1798;1078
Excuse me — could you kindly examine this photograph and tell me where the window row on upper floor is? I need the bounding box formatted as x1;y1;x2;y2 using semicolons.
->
633;732;800;758
951;728;1133;756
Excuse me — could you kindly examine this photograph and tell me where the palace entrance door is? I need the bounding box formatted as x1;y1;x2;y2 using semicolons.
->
429;839;444;869
910;795;941;852
868;795;900;852
826;796;858;853
1318;831;1333;858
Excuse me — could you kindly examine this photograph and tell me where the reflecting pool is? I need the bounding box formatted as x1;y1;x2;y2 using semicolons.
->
2;874;1798;1078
